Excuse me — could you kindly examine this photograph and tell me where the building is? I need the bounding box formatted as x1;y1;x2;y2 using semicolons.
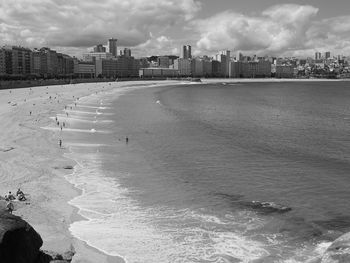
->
108;38;118;57
139;68;179;78
203;59;213;77
180;45;192;59
123;48;131;57
315;52;322;60
74;60;95;78
0;46;33;77
216;51;231;77
191;58;204;77
57;53;74;77
116;56;139;78
276;65;295;78
324;51;331;59
157;56;170;68
211;60;221;77
174;58;191;76
94;44;106;53
0;49;5;75
231;60;271;78
83;52;113;62
95;59;117;78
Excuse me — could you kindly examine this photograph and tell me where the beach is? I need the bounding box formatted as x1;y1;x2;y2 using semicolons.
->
0;80;176;263
1;78;350;263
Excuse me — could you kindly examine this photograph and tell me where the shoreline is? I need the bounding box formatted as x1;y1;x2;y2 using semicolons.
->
0;80;179;263
0;82;126;262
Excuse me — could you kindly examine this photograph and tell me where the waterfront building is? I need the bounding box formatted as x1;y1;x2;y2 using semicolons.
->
108;38;118;57
116;55;139;78
74;59;95;78
1;46;33;77
231;60;271;78
95;59;117;78
174;58;191;76
0;49;5;75
191;58;204;77
139;68;179;78
57;53;74;77
211;60;221;77
203;59;213;77
276;65;295;78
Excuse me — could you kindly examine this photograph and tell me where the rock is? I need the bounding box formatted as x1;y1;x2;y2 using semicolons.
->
321;232;350;263
0;210;42;263
243;201;292;214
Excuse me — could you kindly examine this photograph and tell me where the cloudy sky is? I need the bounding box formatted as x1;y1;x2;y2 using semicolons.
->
1;0;350;58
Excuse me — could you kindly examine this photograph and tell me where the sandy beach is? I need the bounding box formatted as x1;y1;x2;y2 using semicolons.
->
0;81;160;263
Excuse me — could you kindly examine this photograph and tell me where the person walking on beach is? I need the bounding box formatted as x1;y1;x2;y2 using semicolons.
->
59;139;62;148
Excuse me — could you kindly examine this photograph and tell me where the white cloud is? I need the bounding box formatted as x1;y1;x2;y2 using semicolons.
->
193;4;319;55
132;35;179;57
0;0;201;49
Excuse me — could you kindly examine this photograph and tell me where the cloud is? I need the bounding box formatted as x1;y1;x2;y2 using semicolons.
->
132;35;179;57
193;4;319;55
0;0;201;49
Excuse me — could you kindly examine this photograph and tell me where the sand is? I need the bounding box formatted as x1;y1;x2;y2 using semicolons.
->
0;81;158;263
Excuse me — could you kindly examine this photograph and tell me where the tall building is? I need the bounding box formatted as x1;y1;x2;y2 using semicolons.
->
315;52;322;60
174;58;191;76
108;38;118;57
94;44;106;53
324;51;331;59
180;45;192;59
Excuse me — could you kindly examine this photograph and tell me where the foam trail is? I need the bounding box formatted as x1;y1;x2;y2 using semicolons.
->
41;126;112;134
64;151;269;263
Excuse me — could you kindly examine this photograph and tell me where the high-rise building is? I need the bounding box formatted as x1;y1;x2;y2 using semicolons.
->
180;45;192;59
123;48;131;57
315;52;322;60
94;44;106;53
324;51;331;59
108;38;118;57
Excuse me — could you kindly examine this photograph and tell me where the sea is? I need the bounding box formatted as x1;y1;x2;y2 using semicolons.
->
57;81;350;263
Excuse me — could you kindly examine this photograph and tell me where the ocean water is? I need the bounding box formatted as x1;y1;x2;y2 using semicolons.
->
60;81;350;263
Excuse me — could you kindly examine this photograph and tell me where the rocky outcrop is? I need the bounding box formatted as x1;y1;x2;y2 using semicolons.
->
321;232;350;263
0;209;74;263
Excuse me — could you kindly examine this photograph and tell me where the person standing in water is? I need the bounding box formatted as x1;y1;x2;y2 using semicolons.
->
59;139;62;148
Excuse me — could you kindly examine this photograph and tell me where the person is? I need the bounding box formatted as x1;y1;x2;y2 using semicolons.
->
16;188;24;196
126;136;129;144
17;193;26;201
6;191;15;201
59;139;62;148
7;201;14;214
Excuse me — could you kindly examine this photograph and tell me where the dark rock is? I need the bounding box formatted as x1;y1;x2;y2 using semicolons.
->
0;210;43;263
242;201;292;214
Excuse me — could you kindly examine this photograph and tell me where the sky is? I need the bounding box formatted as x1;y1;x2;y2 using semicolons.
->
1;0;350;58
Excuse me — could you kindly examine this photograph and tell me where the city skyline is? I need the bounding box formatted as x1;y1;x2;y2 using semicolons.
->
1;1;350;58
